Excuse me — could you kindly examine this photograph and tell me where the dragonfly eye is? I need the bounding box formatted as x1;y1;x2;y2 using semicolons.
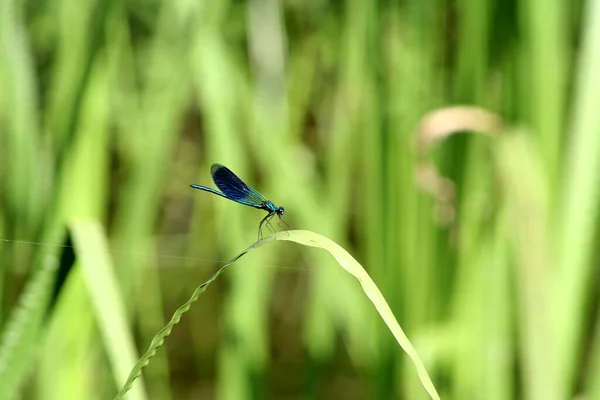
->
278;206;285;215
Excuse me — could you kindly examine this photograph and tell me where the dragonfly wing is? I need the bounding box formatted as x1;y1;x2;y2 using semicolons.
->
210;164;268;206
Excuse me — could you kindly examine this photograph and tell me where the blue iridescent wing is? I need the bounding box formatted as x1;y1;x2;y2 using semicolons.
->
210;164;268;208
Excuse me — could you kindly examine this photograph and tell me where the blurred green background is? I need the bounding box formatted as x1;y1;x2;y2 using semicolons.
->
1;0;600;399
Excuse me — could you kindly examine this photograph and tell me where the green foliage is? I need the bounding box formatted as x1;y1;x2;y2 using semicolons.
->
1;0;599;399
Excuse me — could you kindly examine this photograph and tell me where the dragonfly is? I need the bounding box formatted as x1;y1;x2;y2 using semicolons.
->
191;164;288;239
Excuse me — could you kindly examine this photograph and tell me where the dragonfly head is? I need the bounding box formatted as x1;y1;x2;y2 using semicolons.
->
276;206;285;216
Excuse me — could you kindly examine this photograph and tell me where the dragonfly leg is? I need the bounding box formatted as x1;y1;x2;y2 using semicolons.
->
258;212;274;240
258;218;265;240
265;216;276;234
276;216;291;237
277;216;291;230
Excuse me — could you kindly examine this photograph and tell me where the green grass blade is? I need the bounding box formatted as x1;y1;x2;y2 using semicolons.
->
0;231;63;400
70;220;148;400
114;237;274;399
520;0;567;184
116;231;439;400
587;304;600;398
278;231;440;400
495;132;557;400
555;0;600;394
0;0;42;237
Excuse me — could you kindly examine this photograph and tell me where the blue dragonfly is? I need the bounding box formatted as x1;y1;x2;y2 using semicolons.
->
191;164;288;238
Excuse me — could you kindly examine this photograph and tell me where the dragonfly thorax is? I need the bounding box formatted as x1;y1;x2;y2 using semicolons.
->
263;201;284;216
263;201;279;213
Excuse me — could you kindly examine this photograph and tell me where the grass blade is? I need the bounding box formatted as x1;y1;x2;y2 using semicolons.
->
278;231;440;400
116;231;439;400
115;237;274;399
0;232;63;400
70;220;148;400
555;0;600;393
